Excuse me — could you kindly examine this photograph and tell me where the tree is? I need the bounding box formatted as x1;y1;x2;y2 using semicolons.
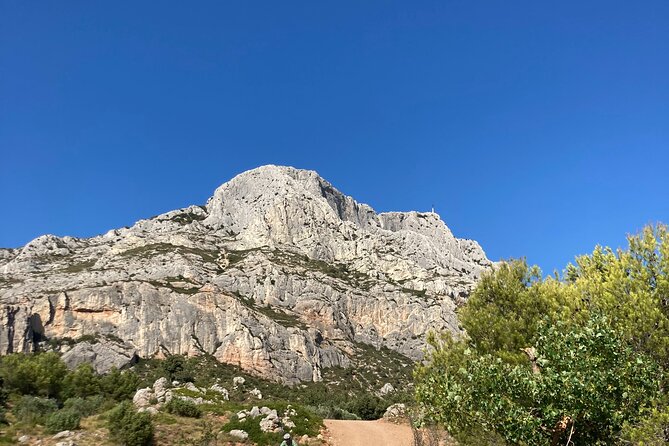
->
459;260;573;364
0;352;67;398
62;363;101;399
416;225;669;445
99;368;140;401
416;316;661;445
108;401;154;446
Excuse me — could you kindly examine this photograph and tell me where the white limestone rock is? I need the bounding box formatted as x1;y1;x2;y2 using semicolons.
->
383;403;407;419
379;382;395;396
0;165;492;383
210;383;229;400
250;388;262;399
53;431;73;439
229;429;249;440
133;388;154;408
61;340;137;374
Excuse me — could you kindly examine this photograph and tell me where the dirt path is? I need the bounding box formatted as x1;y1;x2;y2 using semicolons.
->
324;419;413;446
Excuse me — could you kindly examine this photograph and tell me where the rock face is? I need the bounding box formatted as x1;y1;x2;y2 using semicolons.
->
0;165;492;383
61;340;137;373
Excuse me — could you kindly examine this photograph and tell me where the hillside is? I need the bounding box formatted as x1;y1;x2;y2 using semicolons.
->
0;165;491;384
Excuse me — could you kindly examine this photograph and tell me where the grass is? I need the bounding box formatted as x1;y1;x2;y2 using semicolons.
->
119;243;219;265
168;211;207;225
59;260;97;274
234;292;308;329
0;277;23;288
225;247;376;290
147;276;201;295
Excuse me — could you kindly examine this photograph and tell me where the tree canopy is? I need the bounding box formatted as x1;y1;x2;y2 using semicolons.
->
415;224;669;445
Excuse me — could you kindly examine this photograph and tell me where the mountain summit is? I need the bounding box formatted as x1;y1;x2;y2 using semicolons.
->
0;165;492;383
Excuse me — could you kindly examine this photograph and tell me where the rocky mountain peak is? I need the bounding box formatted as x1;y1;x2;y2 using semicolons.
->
0;165;492;384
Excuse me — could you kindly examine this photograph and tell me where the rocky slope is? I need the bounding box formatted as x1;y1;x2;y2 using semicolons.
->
0;165;492;383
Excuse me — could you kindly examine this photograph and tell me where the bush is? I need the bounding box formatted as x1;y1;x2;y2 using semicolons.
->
63;395;107;417
164;397;202;418
62;363;101;399
12;395;58;424
309;405;359;420
162;355;194;383
0;352;68;398
100;368;141;402
621;404;669;445
347;394;385;420
45;409;81;433
108;401;154;446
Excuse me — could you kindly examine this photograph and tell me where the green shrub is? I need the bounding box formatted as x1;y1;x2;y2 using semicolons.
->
223;403;322;446
63;395;107;417
108;401;154;446
62;363;101;399
621;404;669;446
347;394;385;420
0;352;67;398
309;405;359;420
100;368;140;401
45;409;81;433
162;355;194;383
12;395;58;424
164;397;202;418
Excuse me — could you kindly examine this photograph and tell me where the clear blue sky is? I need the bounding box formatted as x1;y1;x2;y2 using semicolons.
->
1;1;667;274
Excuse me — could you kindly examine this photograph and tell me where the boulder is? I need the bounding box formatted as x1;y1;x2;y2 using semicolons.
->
229;429;249;440
383;403;407;419
210;383;229;400
259;410;280;432
133;388;154;408
61;340;137;374
379;382;395;396
53;431;73;439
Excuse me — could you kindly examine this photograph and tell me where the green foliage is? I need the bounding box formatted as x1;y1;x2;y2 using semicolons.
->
417;225;669;446
63;395;108;417
45;409;81;433
108;401;154;446
222;403;321;446
565;225;669;368
12;395;58;425
417;316;661;445
161;355;194;383
99;368;141;402
620;403;669;445
308;405;359;420
0;352;68;398
164;397;202;418
460;259;572;364
62;363;101;399
346;393;385;420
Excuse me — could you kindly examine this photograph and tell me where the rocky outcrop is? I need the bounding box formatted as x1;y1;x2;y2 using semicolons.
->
61;339;137;373
0;165;492;383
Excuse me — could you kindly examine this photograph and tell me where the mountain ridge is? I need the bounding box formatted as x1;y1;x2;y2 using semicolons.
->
0;165;492;384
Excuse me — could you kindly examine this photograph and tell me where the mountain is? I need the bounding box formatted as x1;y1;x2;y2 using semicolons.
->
0;165;492;383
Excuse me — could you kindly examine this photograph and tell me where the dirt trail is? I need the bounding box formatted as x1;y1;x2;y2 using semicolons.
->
324;419;414;446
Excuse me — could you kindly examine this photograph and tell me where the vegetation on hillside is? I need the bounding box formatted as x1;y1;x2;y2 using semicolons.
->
415;224;669;445
0;340;411;444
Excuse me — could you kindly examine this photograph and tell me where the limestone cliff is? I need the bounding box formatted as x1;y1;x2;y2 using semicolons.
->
0;165;492;383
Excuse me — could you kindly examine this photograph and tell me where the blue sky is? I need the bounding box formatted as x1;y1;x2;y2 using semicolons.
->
1;1;667;274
